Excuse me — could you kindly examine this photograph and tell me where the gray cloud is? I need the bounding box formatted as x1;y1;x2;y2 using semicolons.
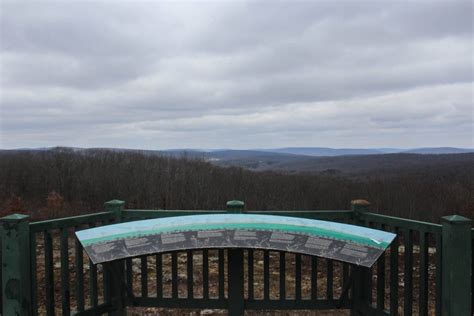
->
1;0;472;149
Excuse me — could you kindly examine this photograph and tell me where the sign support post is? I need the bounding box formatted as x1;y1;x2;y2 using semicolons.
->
104;200;127;316
351;200;371;316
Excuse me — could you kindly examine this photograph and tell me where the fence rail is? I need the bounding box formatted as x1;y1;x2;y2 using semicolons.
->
1;200;472;315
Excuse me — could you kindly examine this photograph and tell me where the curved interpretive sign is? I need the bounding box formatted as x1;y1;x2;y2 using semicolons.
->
76;214;396;267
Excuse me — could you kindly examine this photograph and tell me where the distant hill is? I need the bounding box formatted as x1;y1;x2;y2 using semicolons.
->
2;147;473;174
260;147;385;156
400;147;474;154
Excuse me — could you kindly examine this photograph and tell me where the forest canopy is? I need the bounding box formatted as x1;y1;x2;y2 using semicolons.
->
0;148;472;223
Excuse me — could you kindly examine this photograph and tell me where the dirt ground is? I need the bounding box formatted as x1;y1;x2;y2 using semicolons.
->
127;308;350;315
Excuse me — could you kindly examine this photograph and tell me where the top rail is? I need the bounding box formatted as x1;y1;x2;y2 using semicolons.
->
29;211;114;232
359;212;442;234
122;209;353;220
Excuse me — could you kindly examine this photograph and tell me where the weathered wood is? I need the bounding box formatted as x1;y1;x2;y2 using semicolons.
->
441;215;472;315
1;214;31;316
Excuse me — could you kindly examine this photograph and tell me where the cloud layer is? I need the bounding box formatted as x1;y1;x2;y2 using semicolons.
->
1;1;472;149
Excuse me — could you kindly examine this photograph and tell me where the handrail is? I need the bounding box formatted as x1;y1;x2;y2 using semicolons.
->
29;211;114;232
359;212;442;234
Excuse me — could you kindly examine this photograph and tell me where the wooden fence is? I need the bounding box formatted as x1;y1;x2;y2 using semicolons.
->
1;200;472;315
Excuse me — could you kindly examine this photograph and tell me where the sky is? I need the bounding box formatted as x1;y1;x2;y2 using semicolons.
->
0;0;472;150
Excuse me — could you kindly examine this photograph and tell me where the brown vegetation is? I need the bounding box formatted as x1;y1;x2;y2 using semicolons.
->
0;148;472;222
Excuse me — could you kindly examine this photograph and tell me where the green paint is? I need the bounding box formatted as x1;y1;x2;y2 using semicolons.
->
80;222;389;249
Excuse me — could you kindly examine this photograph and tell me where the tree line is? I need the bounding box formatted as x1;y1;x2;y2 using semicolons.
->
0;148;472;222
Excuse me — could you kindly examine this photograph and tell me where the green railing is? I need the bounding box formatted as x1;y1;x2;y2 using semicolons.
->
1;200;472;315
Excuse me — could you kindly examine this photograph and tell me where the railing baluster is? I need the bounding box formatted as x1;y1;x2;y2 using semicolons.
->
30;232;38;316
390;228;399;316
126;258;133;298
60;227;70;315
141;256;148;297
435;232;442;316
202;250;209;299
342;262;349;300
219;249;225;299
156;254;162;299
172;252;178;299
404;229;413;315
326;258;333;300
247;249;254;300
279;251;286;300
311;256;318;300
377;224;386;311
295;253;302;300
264;250;270;301
44;230;55;316
74;228;85;313
89;259;98;308
101;221;110;302
419;231;429;316
88;222;98;309
187;250;194;299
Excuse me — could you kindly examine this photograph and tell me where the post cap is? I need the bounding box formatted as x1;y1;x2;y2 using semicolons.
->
226;200;244;211
441;214;472;224
351;199;370;207
0;213;29;223
104;200;125;207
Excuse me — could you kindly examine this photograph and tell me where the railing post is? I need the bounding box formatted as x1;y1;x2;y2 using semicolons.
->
350;200;371;315
441;215;471;315
226;200;245;214
1;214;31;316
105;199;125;223
226;200;245;316
104;200;127;316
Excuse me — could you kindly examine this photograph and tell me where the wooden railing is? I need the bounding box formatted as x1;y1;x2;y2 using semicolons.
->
1;200;472;315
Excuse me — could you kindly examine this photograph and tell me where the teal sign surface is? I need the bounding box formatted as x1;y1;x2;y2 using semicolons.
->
76;214;395;267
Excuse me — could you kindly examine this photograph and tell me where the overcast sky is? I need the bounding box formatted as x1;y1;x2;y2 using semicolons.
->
1;1;472;149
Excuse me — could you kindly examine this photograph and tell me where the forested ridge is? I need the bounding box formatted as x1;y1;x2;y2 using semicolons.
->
0;148;472;223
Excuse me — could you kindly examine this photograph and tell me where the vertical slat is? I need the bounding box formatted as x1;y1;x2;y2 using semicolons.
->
30;232;38;316
376;225;386;311
172;252;178;299
126;258;133;298
279;252;286;300
311;256;318;300
218;249;225;299
247;249;254;300
435;232;442;316
87;222;98;309
141;256;148;297
44;230;55;316
342;262;349;299
89;258;98;308
156;254;162;299
472;238;474;316
103;264;109;302
187;250;193;299
228;249;244;316
60;228;70;315
404;229;413;315
101;221;110;302
419;231;429;316
295;254;302;300
263;250;270;301
74;228;84;313
326;259;333;300
202;250;209;299
390;229;399;316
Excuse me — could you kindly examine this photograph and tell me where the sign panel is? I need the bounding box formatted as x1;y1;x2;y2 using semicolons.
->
76;214;396;267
